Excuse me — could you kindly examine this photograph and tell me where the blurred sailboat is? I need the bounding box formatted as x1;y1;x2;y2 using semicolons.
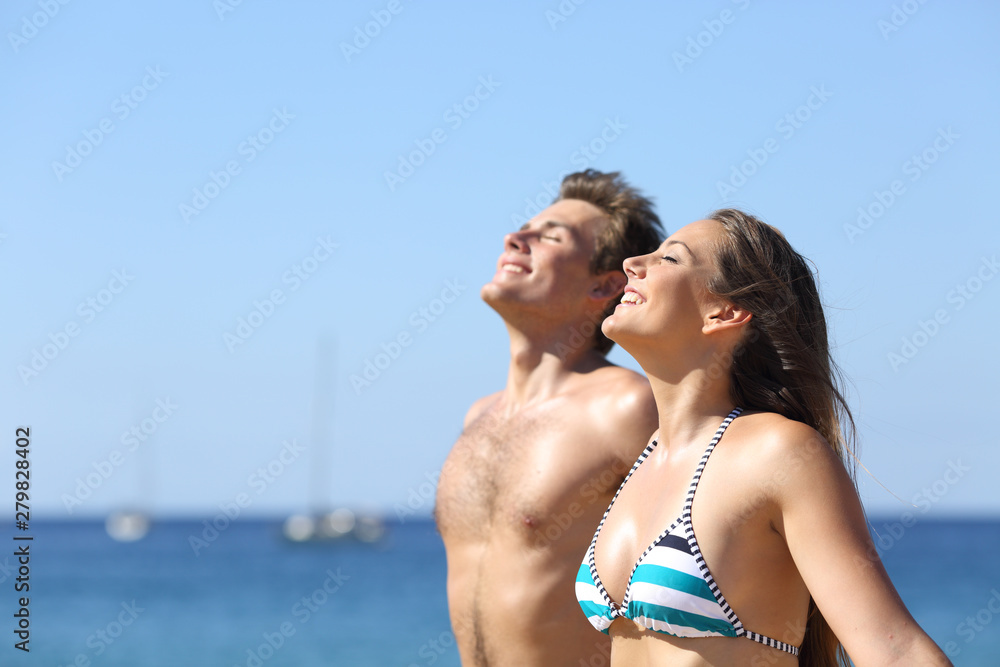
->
282;508;385;543
106;511;150;542
106;390;155;542
282;335;385;543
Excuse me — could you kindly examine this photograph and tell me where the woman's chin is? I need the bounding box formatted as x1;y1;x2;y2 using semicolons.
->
601;313;635;346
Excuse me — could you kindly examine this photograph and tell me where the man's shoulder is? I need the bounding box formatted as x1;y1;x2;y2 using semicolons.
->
571;364;657;462
463;391;502;429
578;364;654;411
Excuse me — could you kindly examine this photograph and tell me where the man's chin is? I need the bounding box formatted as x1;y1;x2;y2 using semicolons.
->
480;281;500;303
481;283;546;320
480;282;512;313
480;279;523;302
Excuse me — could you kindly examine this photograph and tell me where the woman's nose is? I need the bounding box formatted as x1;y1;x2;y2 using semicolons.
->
623;253;645;278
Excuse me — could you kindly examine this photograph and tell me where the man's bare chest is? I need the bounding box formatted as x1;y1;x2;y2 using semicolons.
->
435;409;621;541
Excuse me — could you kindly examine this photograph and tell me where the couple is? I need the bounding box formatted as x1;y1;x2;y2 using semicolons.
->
435;170;950;666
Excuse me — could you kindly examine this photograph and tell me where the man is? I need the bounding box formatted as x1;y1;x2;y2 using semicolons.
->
435;170;664;666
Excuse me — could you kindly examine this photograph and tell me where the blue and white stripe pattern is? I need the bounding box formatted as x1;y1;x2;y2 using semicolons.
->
575;408;800;657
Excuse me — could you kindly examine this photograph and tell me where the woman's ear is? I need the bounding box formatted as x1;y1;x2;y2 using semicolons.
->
703;301;752;335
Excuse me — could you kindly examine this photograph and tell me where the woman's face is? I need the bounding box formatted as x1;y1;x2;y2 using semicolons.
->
602;219;727;353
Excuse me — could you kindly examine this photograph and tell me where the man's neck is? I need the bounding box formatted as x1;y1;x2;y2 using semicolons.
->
500;319;609;410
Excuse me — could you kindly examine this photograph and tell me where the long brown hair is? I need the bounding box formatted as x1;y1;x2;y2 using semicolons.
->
707;208;854;667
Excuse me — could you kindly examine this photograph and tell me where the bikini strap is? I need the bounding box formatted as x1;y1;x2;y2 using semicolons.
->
683;407;743;516
679;407;800;657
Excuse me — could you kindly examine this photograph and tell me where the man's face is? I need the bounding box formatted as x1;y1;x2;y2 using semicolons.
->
481;198;608;318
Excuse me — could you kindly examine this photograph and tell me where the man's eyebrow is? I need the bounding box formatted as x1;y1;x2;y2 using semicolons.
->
519;220;574;233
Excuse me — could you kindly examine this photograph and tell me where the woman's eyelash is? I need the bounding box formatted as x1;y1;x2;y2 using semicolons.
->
661;255;678;263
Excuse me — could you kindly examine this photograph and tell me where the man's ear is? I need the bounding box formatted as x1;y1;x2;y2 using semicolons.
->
589;271;627;303
703;301;752;334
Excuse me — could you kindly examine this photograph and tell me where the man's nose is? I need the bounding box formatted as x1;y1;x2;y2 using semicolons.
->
504;230;529;253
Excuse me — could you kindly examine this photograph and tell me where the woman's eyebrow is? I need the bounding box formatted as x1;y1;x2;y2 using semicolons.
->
665;239;695;259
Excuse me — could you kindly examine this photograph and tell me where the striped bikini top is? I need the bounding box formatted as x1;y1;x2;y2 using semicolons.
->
575;408;800;656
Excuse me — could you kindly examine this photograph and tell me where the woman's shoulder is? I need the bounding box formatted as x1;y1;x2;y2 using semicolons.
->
719;411;856;522
727;410;844;478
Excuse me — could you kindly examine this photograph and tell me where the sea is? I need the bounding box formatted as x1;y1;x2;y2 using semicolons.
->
2;517;996;666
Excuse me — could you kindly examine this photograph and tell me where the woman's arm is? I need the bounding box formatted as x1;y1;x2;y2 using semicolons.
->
768;420;952;666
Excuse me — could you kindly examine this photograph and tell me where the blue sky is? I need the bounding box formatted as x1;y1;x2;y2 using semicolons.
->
3;1;998;519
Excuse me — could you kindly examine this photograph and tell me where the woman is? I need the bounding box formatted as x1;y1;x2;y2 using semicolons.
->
575;209;950;666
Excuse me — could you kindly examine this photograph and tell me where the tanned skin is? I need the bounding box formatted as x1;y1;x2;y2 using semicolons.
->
594;220;952;666
435;199;659;666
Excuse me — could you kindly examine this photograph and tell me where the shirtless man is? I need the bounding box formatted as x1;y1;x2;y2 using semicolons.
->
435;170;664;666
